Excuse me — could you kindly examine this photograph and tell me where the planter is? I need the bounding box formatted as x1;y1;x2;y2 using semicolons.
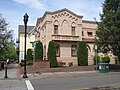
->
33;60;50;68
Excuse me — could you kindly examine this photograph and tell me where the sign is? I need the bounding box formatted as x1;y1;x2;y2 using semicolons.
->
33;41;38;44
31;41;39;47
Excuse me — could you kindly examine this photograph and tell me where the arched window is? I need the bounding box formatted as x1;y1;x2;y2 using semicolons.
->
54;20;59;34
71;22;76;35
56;44;60;57
61;20;68;34
71;44;77;57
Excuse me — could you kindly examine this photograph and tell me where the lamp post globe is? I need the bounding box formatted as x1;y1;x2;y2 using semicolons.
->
23;13;29;78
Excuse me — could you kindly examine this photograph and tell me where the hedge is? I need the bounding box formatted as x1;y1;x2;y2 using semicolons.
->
34;41;43;61
77;41;88;66
26;49;33;61
47;41;57;67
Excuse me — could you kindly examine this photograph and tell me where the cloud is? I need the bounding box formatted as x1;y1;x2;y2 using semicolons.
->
12;0;47;10
46;0;103;21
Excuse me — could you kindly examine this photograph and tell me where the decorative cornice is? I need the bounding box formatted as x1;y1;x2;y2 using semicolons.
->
41;8;83;22
82;20;97;24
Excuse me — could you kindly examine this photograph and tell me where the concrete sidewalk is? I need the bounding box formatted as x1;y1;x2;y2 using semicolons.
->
0;64;27;90
25;71;96;80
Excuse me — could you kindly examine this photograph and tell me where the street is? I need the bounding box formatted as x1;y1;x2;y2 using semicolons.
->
30;72;120;90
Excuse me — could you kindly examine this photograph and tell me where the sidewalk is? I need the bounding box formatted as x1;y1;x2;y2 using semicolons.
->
26;71;96;80
19;65;96;80
0;63;27;90
0;63;96;90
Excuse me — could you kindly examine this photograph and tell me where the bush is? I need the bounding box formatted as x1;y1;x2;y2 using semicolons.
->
26;49;33;61
77;41;88;66
47;41;57;67
93;55;100;65
34;41;43;61
20;60;33;67
101;55;110;63
26;49;33;66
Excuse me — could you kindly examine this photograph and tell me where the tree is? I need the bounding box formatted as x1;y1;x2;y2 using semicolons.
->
34;41;43;61
77;41;88;66
47;41;57;67
96;0;120;63
2;42;17;59
0;13;13;44
0;13;14;60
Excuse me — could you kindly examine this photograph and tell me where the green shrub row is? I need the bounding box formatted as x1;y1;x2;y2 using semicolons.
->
101;55;110;63
77;41;88;66
34;41;43;61
47;41;57;68
93;55;110;64
20;60;33;67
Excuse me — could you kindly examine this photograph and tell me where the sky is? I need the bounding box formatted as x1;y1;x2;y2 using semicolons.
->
0;0;104;40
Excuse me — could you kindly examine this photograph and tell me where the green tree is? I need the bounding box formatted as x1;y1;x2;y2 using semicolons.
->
47;41;57;67
96;0;120;63
2;42;17;59
34;41;43;61
0;13;14;59
77;41;88;66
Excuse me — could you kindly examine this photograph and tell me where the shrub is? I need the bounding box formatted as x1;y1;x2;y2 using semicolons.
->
77;41;88;66
34;41;43;61
20;60;33;66
93;55;100;65
101;55;110;63
26;49;33;66
26;49;33;61
47;41;57;67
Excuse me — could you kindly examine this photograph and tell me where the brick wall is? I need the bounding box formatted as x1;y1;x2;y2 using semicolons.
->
33;61;50;68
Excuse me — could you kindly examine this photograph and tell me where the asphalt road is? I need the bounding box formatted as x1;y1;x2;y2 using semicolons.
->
30;72;120;90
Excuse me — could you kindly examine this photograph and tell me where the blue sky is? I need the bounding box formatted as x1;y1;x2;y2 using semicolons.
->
0;0;104;39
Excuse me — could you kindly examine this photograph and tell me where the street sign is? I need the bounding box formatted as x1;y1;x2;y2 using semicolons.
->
30;41;39;47
33;41;38;44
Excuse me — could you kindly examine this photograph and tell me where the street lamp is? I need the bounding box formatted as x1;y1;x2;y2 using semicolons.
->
95;44;98;72
23;13;29;78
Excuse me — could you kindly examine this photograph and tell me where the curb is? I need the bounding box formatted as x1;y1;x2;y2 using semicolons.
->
72;84;120;90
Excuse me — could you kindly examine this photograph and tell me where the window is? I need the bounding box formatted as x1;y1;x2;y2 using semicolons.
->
56;44;60;57
54;25;58;34
82;31;84;36
87;32;93;37
71;27;75;35
71;44;77;57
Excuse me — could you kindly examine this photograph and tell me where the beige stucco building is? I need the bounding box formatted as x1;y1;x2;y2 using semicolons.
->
18;8;115;65
35;8;98;66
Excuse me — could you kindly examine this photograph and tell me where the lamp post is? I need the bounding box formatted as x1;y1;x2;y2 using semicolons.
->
95;44;98;72
23;13;29;78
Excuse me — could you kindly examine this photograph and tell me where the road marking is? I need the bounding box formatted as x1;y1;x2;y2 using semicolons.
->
25;80;34;90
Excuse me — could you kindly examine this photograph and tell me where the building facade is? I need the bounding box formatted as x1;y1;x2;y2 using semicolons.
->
18;25;35;62
18;8;115;65
35;8;98;66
